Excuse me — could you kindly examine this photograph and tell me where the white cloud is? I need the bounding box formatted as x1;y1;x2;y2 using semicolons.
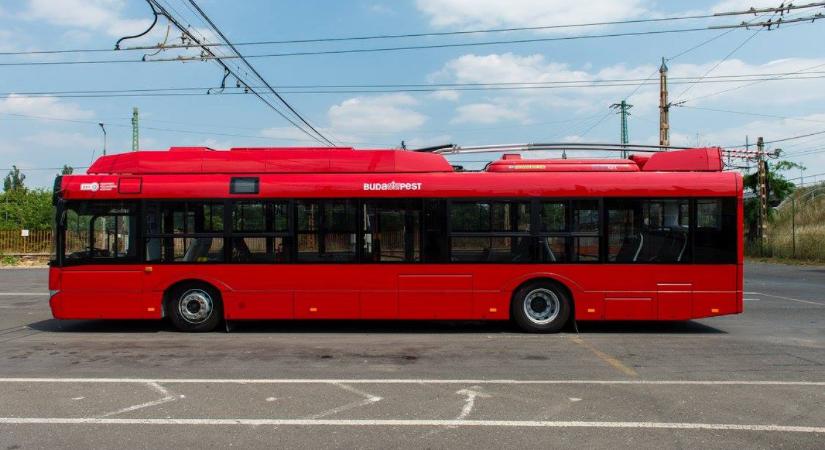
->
367;3;395;15
416;0;647;30
452;103;527;124
432;53;825;119
23;0;152;38
328;94;427;133
0;95;94;121
429;90;461;101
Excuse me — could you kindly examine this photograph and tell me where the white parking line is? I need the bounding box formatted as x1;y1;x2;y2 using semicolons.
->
744;292;825;306
0;378;824;386
0;417;822;433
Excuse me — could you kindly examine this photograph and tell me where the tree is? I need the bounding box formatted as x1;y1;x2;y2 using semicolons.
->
3;166;25;192
0;188;52;230
742;158;805;240
60;165;74;175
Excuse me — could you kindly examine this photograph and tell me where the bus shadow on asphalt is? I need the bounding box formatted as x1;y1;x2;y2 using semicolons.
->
26;319;725;334
576;320;725;334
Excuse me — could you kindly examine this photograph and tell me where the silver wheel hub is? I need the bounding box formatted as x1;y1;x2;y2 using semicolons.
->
523;288;560;325
178;289;213;324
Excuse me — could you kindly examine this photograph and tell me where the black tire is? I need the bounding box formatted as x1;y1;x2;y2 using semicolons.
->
166;282;223;332
510;281;571;333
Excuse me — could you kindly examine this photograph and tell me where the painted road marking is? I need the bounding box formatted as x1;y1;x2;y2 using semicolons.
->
100;382;177;418
570;336;638;377
743;298;760;301
1;378;824;385
0;418;823;433
304;383;381;419
455;386;490;420
744;292;825;306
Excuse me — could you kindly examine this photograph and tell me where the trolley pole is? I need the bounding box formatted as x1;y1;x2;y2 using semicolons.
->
757;137;768;255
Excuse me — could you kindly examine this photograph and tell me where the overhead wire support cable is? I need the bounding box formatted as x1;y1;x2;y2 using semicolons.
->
183;0;336;146
142;0;332;147
4;1;823;56
6;72;825;98
3;15;823;68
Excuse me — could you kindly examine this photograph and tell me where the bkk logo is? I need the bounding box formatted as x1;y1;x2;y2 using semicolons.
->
363;181;423;191
79;182;100;192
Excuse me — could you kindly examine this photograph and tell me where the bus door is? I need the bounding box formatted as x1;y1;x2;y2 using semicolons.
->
59;201;146;318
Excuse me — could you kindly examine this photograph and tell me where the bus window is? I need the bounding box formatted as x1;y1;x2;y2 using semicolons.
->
572;200;599;233
539;202;566;232
62;201;138;263
144;201;224;263
606;199;690;263
363;200;421;262
422;200;448;263
296;200;357;262
230;201;290;263
694;198;737;263
448;201;531;262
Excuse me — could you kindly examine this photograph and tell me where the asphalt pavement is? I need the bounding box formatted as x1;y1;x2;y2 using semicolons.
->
0;261;823;449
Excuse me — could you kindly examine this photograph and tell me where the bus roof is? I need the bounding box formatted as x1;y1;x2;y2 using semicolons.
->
85;146;724;175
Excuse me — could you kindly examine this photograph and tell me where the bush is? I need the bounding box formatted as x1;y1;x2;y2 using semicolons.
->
0;253;20;266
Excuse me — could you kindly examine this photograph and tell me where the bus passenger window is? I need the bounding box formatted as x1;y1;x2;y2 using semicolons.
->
363;200;421;262
230;201;290;263
296;200;357;262
448;201;531;262
606;199;689;263
694;198;737;263
144;201;224;262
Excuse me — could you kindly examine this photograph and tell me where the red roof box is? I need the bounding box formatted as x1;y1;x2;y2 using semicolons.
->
487;157;639;172
639;147;723;172
87;147;454;174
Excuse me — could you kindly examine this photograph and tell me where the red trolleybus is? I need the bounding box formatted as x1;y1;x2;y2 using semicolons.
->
49;145;743;332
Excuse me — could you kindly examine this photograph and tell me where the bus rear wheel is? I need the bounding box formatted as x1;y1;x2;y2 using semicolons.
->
166;283;223;332
511;281;571;333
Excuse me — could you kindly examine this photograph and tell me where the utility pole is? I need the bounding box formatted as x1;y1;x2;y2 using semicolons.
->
610;100;633;158
131;107;139;151
658;57;670;148
757;137;768;254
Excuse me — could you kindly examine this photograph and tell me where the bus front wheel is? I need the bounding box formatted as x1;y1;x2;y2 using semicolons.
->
511;281;571;333
166;282;223;332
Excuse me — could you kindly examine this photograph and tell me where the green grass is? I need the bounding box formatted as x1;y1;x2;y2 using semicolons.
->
759;186;825;262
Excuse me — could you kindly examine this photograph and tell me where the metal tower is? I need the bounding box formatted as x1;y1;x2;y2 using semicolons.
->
610;100;633;157
131;107;139;152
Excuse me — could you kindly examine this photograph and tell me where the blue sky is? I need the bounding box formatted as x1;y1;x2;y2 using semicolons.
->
1;0;824;187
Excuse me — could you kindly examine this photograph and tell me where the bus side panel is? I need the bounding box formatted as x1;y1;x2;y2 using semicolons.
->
679;265;738;318
216;266;294;320
56;266;145;319
398;274;473;319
